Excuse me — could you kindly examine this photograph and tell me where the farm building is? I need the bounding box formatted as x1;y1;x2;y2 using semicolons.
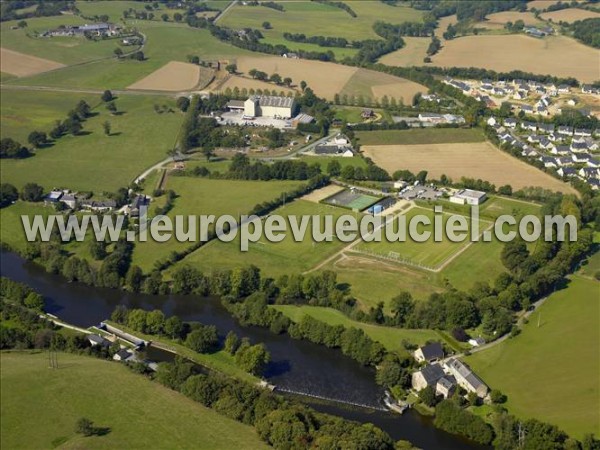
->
443;358;488;398
412;363;445;391
244;95;296;119
413;342;444;363
436;376;457;399
449;189;487;206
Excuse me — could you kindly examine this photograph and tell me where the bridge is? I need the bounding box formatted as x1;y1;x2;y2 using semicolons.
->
274;387;387;412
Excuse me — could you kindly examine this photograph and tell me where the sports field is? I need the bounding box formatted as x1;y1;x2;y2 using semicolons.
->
0;48;64;77
353;207;490;270
176;199;352;278
466;275;600;439
1;92;183;192
356;128;485;146
0;352;268;450
132;176;304;271
431;35;599;83
362;141;577;193
323;189;381;211
272;305;440;353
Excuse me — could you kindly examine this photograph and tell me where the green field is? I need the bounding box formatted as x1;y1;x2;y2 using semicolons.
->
0;351;268;450
356;128;485;146
354;207;490;270
465;275;600;439
0;202;50;252
273;305;440;353
132;176;304;271
220;1;422;42
176;199;352;278
1;91;182;192
297;155;368;172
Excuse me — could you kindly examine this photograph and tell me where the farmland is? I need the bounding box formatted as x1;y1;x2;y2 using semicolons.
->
541;8;600;23
132;176;304;271
362;141;578;193
215;75;296;96
430;35;600;83
234;56;426;101
0;91;183;192
128;61;202;91
0;202;50;253
378;37;430;67
0;48;64;77
219;1;423;42
0;352;268;450
482;11;544;29
272;305;440;353
466;274;600;439
356;128;485;146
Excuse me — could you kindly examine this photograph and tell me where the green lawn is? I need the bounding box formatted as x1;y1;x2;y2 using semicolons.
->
465;275;600;439
0;202;50;252
273;305;440;353
297;155;368;173
1;92;183;192
176;199;352;278
356;128;485;146
354;207;489;270
0;351;268;450
132;176;305;271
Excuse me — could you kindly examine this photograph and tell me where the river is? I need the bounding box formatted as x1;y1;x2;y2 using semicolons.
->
1;250;487;450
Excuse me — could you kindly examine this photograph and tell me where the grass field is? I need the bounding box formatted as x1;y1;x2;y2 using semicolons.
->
378;37;430;67
297;155;369;174
0;202;50;252
465;275;600;439
0;352;268;450
362;141;577;193
353;207;489;270
176;199;352;278
220;1;422;42
1;91;183;191
356;128;485;146
431;34;599;83
132;176;304;271
272;305;440;353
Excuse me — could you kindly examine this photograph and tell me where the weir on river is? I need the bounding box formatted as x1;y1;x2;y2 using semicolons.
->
275;387;387;412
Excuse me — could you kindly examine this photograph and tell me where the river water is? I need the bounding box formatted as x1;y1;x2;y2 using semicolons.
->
1;250;487;449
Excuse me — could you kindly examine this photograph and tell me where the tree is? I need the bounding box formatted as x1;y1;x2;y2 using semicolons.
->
173;12;183;22
0;183;18;208
269;73;282;85
101;90;114;102
185;326;218;353
390;292;415;326
501;240;529;273
225;63;237;74
125;265;143;292
66;119;82;135
164;316;183;339
75;417;94;437
200;147;215;161
17;20;27;28
89;239;107;260
20;183;44;202
235;342;270;375
28;131;47;148
176;96;190;112
300;80;307;91
467;391;479;406
283;77;292;87
224;331;239;354
341;165;355;180
145;310;165;335
248;68;258;79
106;101;117;115
419;385;438;407
103;121;111;136
114;47;123;58
161;13;169;21
490;389;507;404
262;21;272;29
327;159;341;176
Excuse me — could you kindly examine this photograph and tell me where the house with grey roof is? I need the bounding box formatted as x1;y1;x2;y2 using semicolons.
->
412;363;446;391
443;358;488;398
413;342;444;364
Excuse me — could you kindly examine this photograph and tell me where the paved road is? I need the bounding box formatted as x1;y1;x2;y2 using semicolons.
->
214;0;238;23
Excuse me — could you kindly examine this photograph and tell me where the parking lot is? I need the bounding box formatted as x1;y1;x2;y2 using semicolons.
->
219;111;293;129
398;184;445;201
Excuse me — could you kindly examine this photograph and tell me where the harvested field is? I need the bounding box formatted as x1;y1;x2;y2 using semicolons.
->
128;61;202;91
302;184;345;203
0;47;64;77
541;8;600;23
435;15;458;38
528;0;584;10
483;11;544;29
235;56;425;101
431;35;600;83
216;75;296;95
235;56;358;99
362;141;577;193
378;37;430;67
